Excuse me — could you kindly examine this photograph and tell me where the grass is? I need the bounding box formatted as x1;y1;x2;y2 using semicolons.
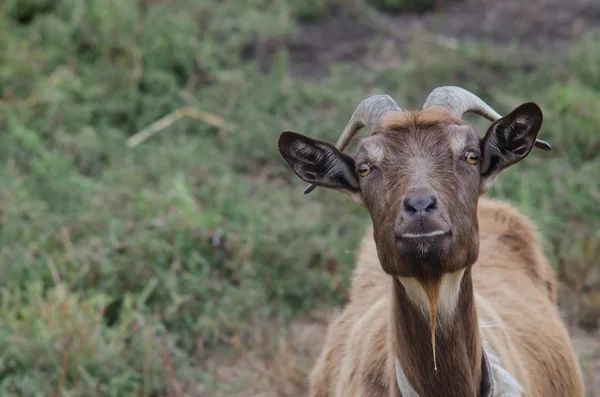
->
0;0;599;395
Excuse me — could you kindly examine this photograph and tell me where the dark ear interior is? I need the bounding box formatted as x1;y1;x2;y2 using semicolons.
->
480;102;543;179
277;131;359;192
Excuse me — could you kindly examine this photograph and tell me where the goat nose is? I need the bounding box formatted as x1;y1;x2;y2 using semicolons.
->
402;195;437;214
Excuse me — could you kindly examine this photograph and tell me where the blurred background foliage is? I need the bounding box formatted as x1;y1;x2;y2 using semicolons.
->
0;0;599;395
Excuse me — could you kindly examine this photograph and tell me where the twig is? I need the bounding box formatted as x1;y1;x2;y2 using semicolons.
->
131;45;143;86
55;337;72;397
161;339;190;397
126;107;236;148
47;257;65;296
61;227;76;264
142;327;152;397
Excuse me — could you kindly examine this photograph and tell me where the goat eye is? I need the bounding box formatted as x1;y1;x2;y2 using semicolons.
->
358;164;371;177
464;151;479;165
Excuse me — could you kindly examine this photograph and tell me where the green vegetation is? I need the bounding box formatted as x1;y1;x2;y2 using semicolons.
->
0;0;598;395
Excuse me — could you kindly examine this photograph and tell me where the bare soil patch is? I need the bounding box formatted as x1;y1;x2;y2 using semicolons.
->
287;0;600;77
199;307;333;397
202;294;599;396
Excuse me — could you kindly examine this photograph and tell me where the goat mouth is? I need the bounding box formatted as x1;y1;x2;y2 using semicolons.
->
396;230;451;240
399;230;448;239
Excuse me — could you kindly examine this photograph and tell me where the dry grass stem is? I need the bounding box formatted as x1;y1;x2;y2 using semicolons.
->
127;107;236;148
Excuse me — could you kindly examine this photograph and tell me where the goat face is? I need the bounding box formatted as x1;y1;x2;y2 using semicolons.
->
353;109;483;280
278;99;543;281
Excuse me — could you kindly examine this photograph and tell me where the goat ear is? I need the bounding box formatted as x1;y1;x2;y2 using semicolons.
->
277;131;360;194
479;102;543;193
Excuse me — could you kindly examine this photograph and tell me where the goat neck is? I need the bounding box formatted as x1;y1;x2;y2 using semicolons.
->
390;266;482;397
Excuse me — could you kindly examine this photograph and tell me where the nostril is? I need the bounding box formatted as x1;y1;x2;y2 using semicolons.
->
402;197;417;214
425;196;437;212
402;195;437;214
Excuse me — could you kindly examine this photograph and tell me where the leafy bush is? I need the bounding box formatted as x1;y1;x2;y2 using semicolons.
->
0;0;598;395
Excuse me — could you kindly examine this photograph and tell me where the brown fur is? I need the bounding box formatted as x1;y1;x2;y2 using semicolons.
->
303;109;583;396
309;198;584;397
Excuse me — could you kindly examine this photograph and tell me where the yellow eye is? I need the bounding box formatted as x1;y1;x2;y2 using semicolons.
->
358;164;371;177
465;151;479;165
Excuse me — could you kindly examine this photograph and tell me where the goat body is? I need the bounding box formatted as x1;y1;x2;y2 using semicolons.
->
309;198;584;397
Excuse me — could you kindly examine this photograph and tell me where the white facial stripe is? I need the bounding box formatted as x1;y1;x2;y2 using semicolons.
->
363;140;385;165
449;133;467;155
401;230;446;238
398;268;466;324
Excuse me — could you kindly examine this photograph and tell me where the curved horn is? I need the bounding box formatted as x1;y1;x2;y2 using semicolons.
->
304;95;402;194
423;86;551;151
423;86;501;121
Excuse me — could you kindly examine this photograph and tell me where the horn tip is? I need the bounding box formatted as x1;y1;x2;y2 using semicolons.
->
534;139;552;151
304;184;317;194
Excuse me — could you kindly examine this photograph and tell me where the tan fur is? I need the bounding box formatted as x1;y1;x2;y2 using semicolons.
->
309;198;584;396
399;268;466;323
379;107;462;132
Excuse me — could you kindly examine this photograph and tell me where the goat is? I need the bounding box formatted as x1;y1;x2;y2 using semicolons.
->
277;86;585;397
